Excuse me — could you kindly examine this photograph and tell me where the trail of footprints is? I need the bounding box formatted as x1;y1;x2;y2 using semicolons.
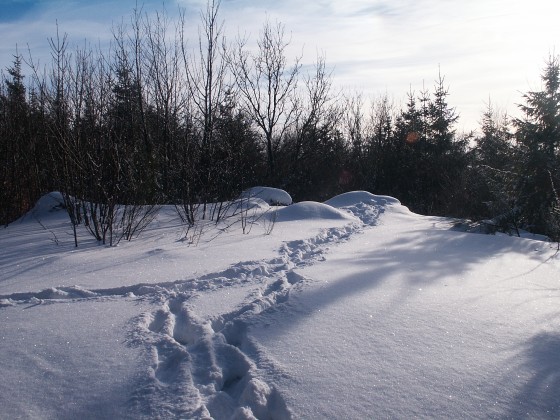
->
134;221;369;419
1;202;381;418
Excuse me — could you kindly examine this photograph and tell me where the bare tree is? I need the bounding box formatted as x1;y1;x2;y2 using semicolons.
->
178;0;229;221
143;8;186;196
183;0;227;154
292;54;340;162
229;19;301;179
40;27;83;247
344;92;367;156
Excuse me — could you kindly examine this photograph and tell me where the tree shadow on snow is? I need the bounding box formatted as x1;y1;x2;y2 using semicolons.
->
504;332;560;418
287;228;553;315
245;227;559;417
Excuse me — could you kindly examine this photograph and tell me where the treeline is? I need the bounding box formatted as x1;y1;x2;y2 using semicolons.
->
1;1;559;243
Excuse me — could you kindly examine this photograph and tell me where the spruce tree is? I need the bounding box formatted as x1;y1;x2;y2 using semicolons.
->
514;55;560;236
471;103;518;227
0;55;37;225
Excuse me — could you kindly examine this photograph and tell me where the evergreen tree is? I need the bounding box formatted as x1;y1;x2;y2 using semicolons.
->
469;103;518;225
428;73;459;151
0;54;38;225
391;76;466;216
426;73;467;215
514;55;560;235
477;101;513;169
391;89;424;208
364;94;394;195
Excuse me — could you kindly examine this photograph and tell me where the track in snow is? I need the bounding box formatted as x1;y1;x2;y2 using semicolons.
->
0;196;385;418
127;220;364;419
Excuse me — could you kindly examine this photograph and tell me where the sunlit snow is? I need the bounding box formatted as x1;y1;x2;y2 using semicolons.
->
1;190;559;419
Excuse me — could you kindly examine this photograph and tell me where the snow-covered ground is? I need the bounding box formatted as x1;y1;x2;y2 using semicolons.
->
1;191;559;419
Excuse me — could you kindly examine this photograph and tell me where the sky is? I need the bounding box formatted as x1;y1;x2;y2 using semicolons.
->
1;0;560;132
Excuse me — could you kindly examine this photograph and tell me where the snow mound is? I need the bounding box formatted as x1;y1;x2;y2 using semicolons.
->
323;191;410;225
325;191;400;208
273;201;357;222
29;191;66;216
241;187;292;206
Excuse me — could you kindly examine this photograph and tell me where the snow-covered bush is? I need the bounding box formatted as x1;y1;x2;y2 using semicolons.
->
240;187;292;206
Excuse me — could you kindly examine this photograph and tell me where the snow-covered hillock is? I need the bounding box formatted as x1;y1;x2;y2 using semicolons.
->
273;201;357;222
324;190;401;208
240;187;292;206
324;190;412;225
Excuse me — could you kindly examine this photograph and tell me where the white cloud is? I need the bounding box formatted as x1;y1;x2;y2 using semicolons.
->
1;0;560;131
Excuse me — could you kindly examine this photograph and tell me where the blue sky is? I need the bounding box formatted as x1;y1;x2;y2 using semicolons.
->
1;0;560;131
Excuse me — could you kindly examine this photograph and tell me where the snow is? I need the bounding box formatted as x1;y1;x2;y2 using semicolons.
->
241;187;292;206
0;298;149;419
1;190;559;419
273;201;357;222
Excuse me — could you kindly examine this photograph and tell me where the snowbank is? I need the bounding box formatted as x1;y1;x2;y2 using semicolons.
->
241;187;292;206
17;191;66;222
273;201;357;222
325;190;401;208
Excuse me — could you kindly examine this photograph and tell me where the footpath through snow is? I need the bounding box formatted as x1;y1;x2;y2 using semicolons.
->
1;191;559;418
124;192;391;418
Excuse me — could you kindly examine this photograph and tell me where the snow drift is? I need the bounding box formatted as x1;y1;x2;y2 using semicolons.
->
273;201;357;222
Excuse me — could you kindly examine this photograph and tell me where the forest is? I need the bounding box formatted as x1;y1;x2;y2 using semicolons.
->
1;1;559;245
